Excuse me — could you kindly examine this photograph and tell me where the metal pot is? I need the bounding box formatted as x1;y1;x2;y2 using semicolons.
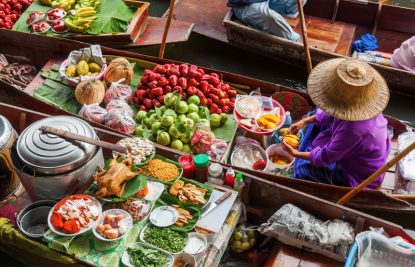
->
0;115;21;202
11;116;104;200
16;200;56;239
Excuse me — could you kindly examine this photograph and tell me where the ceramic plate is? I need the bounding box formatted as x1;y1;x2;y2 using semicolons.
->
149;206;179;227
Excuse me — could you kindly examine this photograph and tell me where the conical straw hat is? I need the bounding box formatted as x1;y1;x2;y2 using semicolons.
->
307;58;390;121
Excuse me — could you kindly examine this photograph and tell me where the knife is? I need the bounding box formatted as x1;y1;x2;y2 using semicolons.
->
201;191;232;218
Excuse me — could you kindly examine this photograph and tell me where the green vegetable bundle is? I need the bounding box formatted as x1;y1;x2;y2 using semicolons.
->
143;225;186;254
127;245;168;267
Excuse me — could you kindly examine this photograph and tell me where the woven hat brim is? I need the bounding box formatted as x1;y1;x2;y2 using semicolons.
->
307;58;390;121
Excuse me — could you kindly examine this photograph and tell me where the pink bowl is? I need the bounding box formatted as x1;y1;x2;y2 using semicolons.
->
59;58;107;87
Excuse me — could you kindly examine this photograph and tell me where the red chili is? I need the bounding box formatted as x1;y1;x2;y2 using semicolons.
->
169;75;178;87
150;87;163;96
178;77;187;89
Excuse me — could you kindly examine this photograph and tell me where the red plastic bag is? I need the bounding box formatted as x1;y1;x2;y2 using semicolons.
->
105;99;134;118
78;104;108;124
104;79;133;104
105;109;136;134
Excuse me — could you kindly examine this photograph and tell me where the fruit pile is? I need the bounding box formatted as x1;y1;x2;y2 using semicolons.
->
0;0;34;29
133;64;237;114
230;225;256;253
65;59;102;78
278;128;300;148
64;6;97;33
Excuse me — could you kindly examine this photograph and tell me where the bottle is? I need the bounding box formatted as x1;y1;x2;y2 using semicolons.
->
225;167;236;188
284;111;292;126
207;163;224;185
194;154;209;183
234;172;244;197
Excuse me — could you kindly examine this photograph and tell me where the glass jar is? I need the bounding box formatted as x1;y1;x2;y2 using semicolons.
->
208;163;224;185
194;154;209;183
178;155;195;180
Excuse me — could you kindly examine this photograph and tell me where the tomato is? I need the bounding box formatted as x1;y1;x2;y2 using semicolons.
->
50;212;64;229
63;219;81;234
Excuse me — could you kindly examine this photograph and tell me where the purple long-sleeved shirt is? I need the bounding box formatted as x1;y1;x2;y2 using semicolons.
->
309;109;391;188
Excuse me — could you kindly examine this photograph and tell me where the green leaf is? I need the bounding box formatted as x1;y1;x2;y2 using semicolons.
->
106;175;147;202
212;115;238;142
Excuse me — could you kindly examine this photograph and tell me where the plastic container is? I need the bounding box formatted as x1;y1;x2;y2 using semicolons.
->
234;172;244;197
194;154;209;183
207;163;224;185
225;167;236;188
178;155;195;179
17;200;56;240
265;144;295;172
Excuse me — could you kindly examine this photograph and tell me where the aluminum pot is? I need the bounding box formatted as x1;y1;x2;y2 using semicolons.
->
0;115;21;202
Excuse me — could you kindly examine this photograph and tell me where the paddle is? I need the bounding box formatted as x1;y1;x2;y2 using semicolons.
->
337;140;415;205
159;0;176;58
296;0;312;73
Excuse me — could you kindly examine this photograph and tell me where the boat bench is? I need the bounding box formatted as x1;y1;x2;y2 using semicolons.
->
286;16;357;56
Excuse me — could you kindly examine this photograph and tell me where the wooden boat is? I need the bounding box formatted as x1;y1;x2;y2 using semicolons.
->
11;0;194;48
1;29;415;217
222;0;415;96
1;102;414;267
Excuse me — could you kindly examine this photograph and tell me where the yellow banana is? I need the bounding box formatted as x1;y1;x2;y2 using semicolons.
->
77;11;96;17
284;134;300;141
76;7;95;13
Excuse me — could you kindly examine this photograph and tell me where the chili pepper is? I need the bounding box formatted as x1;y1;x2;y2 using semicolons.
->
178;77;187;89
163;85;172;94
154;65;167;74
150;87;163;96
158;77;169;87
188;78;199;87
63;219;80;234
179;64;189;77
143;99;153;109
50;212;64;229
148;80;158;89
209;76;220;86
169;75;178;87
253;159;266;170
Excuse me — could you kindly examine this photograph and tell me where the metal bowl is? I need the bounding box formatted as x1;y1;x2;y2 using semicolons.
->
17;200;56;239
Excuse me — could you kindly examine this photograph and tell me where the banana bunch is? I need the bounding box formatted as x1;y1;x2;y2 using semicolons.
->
282;134;300;149
64;7;97;33
51;0;76;11
74;0;100;10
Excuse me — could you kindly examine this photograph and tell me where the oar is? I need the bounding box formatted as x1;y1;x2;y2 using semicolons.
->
159;0;176;58
337;140;415;205
296;0;312;73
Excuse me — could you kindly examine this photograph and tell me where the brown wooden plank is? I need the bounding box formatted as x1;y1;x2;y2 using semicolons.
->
166;0;229;42
379;5;415;35
335;23;355;56
133;17;194;46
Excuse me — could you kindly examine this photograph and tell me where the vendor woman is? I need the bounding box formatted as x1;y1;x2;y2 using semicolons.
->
282;58;391;188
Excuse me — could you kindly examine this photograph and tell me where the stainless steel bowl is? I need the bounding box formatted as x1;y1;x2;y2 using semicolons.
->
17;200;56;239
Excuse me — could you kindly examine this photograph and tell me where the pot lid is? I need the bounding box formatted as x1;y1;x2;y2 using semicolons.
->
0;115;13;152
17;116;97;174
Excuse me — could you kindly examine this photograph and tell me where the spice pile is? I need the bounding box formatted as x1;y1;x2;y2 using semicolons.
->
143;158;179;182
143;225;187;253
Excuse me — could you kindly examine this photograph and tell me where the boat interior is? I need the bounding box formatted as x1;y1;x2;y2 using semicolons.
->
168;0;415;57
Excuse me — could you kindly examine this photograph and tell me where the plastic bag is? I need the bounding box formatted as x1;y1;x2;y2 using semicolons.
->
78;104;108;124
190;121;215;155
230;224;257;253
105;99;134;118
208;139;228;161
231;137;266;169
398;132;415;181
105;109;136;134
104;79;133;104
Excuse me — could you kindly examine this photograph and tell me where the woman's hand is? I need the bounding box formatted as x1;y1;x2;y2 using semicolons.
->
281;140;298;156
288;120;305;134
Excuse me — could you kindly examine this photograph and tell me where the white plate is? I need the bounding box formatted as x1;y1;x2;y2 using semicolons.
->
150;206;179;227
47;195;102;237
139;223;189;255
144;181;165;202
92;209;133;242
122;242;174;267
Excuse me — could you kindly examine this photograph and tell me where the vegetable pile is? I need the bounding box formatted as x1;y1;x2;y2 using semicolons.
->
143;225;186;253
127;245;169;267
133;64;237;114
0;0;34;29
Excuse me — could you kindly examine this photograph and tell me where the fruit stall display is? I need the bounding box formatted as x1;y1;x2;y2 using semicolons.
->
32;48;238;161
12;0;137;35
0;0;35;29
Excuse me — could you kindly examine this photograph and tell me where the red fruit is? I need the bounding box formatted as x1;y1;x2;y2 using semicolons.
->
157;95;165;103
148;72;158;81
152;99;161;107
200;81;209;94
210;87;220;96
216;108;222;114
230;97;236;103
188;78;199;87
4;21;11;28
210;73;220;79
189;70;202;79
228;89;237;97
0;3;4;9
140;105;147;111
167;66;180;76
137;83;147;90
179;64;189;77
229;101;235;108
209;93;219;102
223;92;228;98
221;83;230;91
181;92;187;100
206;99;212;106
0;11;6;17
223;106;230;113
164;85;172;94
154;65;167;74
208;76;220;86
140;76;149;84
4;15;11;22
158;76;169;87
200;96;207;106
201;74;210;81
144;69;153;76
148;80;158;89
187;86;196;96
12;3;21;10
148;94;156;99
217;99;226;107
150;87;163;96
197;68;205;75
189;65;198;72
210;104;218;114
143;99;153;109
253;159;266;170
173;86;182;93
169;75;178;87
195;89;204;98
178;77;187;89
218;91;226;99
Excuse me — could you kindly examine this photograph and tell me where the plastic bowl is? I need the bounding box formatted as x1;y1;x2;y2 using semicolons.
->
265;144;295;172
93;209;133;242
112;137;156;166
173;253;196;267
59;59;107;87
17;200;56;239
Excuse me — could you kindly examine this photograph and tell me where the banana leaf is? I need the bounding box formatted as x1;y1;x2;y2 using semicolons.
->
13;0;135;35
164;177;213;208
212;115;238;142
153;194;201;232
